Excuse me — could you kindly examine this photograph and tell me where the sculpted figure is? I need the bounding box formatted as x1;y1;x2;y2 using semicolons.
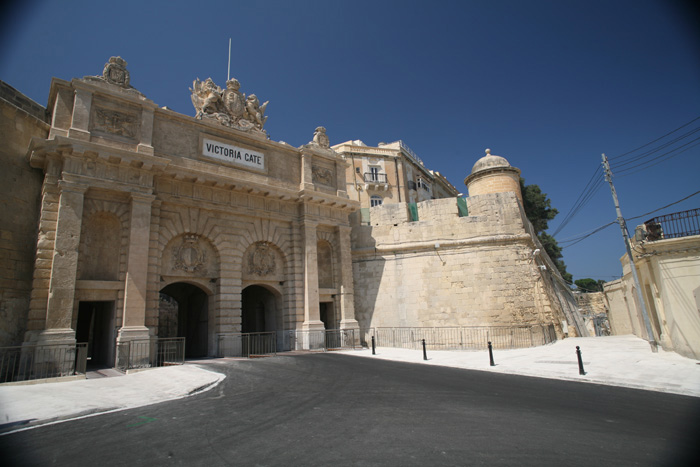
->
223;78;246;120
245;94;268;129
201;78;224;116
312;126;330;148
190;77;269;133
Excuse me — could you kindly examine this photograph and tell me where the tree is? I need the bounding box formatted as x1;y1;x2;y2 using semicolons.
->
575;278;606;292
520;178;573;284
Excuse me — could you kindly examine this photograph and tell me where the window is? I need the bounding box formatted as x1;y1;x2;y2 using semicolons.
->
369;166;379;181
370;195;383;207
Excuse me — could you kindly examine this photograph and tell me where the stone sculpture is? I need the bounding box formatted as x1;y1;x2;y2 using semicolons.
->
191;77;269;134
311;126;330;148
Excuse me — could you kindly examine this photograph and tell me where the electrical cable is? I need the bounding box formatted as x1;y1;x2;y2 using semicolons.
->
607;116;700;161
616;138;700;177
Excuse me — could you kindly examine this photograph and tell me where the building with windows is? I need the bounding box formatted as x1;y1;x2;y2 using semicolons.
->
332;140;460;214
0;58;585;376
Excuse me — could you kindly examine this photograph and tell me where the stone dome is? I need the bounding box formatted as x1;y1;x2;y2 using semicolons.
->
470;149;512;175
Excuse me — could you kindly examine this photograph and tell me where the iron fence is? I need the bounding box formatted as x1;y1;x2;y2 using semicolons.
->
0;342;88;383
278;329;357;352
217;332;277;358
644;208;700;240
370;325;557;351
116;337;185;371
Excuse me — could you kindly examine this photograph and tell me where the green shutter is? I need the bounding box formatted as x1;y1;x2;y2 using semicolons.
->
457;197;469;217
408;203;419;221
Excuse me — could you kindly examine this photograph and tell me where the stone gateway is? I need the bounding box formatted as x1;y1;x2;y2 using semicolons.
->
0;58;584;372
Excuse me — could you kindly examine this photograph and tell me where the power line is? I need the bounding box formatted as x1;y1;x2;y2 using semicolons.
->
610;126;700;169
551;166;604;238
626;189;700;221
607;115;700;161
616;138;700;177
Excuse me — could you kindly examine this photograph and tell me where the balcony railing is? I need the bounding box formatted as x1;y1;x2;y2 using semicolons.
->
644;208;700;241
364;172;388;184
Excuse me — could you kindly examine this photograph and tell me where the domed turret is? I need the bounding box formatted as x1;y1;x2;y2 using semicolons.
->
464;149;522;203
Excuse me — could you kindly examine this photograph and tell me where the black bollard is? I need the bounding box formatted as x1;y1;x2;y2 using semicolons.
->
371;335;376;355
576;346;586;375
422;339;427;360
488;341;495;366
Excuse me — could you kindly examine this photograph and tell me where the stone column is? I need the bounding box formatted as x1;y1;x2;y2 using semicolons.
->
37;180;87;344
301;220;324;331
68;87;92;141
337;225;359;332
117;193;155;343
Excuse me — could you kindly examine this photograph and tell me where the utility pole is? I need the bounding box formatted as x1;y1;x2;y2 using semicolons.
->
602;154;658;352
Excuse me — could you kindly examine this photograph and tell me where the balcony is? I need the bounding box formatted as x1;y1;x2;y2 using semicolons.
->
364;172;389;191
643;208;700;241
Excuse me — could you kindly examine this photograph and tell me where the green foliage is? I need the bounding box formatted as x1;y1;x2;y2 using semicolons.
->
520;178;558;233
520;177;572;284
574;278;606;292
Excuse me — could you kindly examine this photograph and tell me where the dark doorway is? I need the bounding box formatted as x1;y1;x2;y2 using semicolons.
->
76;301;115;368
242;285;279;334
160;283;209;358
319;302;336;330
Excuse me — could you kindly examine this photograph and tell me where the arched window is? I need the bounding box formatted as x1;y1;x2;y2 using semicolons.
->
370;195;383;207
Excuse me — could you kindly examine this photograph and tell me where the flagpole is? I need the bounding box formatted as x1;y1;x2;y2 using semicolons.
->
227;38;231;81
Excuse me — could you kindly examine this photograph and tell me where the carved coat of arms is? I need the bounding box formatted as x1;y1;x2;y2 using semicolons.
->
102;56;130;87
248;242;276;276
190;77;269;134
173;234;207;273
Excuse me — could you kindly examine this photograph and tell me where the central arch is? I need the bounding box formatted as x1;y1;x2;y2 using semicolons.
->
159;282;209;358
241;285;282;334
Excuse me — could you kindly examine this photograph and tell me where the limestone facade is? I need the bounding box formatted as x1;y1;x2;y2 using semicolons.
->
2;59;359;359
1;57;586;364
603;220;700;359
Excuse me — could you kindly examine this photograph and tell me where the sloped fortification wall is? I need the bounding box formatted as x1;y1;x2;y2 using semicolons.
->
0;82;49;346
351;193;563;337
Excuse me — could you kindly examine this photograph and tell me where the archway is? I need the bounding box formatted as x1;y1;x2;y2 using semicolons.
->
241;285;281;334
160;282;209;358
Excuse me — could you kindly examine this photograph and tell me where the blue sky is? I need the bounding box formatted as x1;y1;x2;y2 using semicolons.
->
2;0;699;283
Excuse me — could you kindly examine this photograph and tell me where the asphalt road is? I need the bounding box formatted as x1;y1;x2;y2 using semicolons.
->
1;353;698;466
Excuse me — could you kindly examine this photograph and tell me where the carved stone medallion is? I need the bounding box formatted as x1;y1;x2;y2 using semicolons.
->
173;234;207;273
248;242;276;276
102;56;130;87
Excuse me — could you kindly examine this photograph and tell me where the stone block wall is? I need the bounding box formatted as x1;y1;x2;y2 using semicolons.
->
351;192;563;337
0;83;49;346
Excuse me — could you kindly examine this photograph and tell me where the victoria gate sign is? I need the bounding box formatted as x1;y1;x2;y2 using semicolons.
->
202;138;265;170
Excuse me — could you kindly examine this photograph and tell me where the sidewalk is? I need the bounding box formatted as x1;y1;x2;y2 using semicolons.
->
0;364;225;434
1;335;697;435
338;335;700;397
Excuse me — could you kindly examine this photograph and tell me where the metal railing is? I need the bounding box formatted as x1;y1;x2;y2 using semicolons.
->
0;342;88;383
370;325;557;351
278;329;357;352
116;337;185;371
644;208;700;240
364;172;389;184
217;332;277;358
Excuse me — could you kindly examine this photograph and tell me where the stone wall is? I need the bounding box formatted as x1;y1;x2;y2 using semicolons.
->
0;82;49;346
351;192;566;341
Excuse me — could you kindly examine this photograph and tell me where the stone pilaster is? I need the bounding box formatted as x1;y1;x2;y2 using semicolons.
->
68;87;92;141
300;152;314;191
337;226;359;332
28;180;87;346
137;107;155;155
117;193;155;343
301;220;324;331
